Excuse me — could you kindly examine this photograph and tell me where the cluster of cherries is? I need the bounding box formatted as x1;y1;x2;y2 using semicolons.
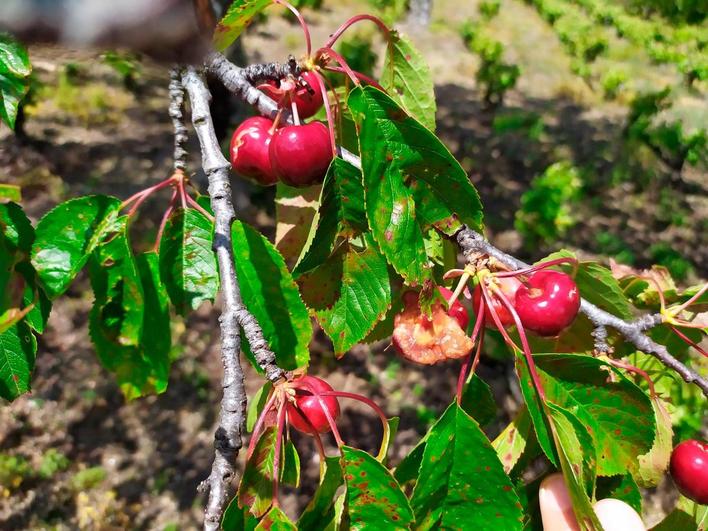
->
229;71;334;188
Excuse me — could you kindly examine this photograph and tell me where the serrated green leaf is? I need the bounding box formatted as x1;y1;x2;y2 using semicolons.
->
595;474;642;514
493;405;533;474
636;396;673;487
159;208;218;314
460;373;497;426
0;201;33;253
0;34;31;77
293;158;367;277
410;403;523;530
298;455;343;531
31;195;122;298
348;86;482;283
16;261;52;334
380;30;436;131
222;498;259;531
232;220;311;370
255;506;296;530
0;71;29;129
547;403;603;531
213;0;272;51
0;320;36;401
274;182;320;267
281;440;300;488
300;235;391;355
341;446;414;530
536;353;655;477
238;427;277;518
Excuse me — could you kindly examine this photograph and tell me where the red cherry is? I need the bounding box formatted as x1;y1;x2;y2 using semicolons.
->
257;71;324;119
229;117;277;186
515;270;580;336
269;121;333;187
438;286;469;330
287;375;340;435
670;439;708;504
472;277;522;329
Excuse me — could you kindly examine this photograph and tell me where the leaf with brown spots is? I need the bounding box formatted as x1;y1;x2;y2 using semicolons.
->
212;0;272;51
409;403;522;530
492;405;533;474
341;446;414;530
238;427;277;518
254;506;295;530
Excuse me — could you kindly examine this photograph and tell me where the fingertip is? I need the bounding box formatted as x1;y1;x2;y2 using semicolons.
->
593;498;645;531
539;473;580;531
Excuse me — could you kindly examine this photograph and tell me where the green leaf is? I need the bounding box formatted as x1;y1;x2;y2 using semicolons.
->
247;382;273;432
636;396;673;487
0;184;21;202
238;427;277;518
0;34;31;78
536;353;655;477
393;436;426;487
16;261;52;334
459;373;497;426
410;403;523;530
232;220;312;370
596;474;642;514
159;208;218;314
281;440;300;488
300;235;391;355
298;456;343;531
213;0;272;51
222;498;259;531
274;182;320;267
0;320;36;401
0;201;33;253
547;403;603;531
32;195;122;298
88;220;169;399
341;446;414;530
255;506;296;530
492;405;533;474
293;158;367;277
348;86;483;283
380;30;437;131
0;71;29;129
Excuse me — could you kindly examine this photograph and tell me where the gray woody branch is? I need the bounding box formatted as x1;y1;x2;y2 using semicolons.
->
206;50;708;398
456;228;708;398
168;68;189;171
182;66;284;531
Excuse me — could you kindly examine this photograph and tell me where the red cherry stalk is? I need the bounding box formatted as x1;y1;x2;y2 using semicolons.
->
152;189;178;252
185;194;215;222
272;0;312;56
323;14;391;49
493;257;578;279
606;358;657;398
247;389;281;460
271;400;287;508
671;283;708;316
323;66;385;91
310;70;338;158
316;47;362;87
121;172;180;214
669;325;708;358
456;302;486;403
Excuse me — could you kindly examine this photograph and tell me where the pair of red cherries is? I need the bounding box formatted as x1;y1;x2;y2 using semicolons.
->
229;71;333;188
444;270;581;337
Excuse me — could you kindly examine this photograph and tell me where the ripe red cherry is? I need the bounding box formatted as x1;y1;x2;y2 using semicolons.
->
229;116;277;186
515;270;580;336
258;71;324;119
670;439;708;504
438;286;469;330
287;375;340;435
269;121;333;187
472;277;522;329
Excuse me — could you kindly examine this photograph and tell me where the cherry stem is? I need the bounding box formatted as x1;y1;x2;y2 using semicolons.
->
123;175;177;216
483;281;547;401
247;390;280;460
317;47;361;86
270;109;284;133
607;358;657;398
644;275;668;311
670;325;708;358
494;257;578;279
319;391;390;462
152;189;178;252
311;70;338;157
273;0;312;56
178;177;188;210
323;13;391;49
456;303;486;403
290;98;301;126
186;193;215;222
446;271;472;311
323;66;385;91
271;401;287;508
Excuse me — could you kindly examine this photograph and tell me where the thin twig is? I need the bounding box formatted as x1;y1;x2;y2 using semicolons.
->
169;68;189;171
182;67;284;531
455;228;708;398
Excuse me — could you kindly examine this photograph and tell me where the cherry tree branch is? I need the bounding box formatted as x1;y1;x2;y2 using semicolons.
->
182;66;285;530
168;67;189;171
455;228;708;397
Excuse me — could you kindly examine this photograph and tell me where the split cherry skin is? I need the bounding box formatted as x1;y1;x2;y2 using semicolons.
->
229;116;278;186
670;439;708;504
269;121;333;187
287;375;341;435
515;270;580;336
